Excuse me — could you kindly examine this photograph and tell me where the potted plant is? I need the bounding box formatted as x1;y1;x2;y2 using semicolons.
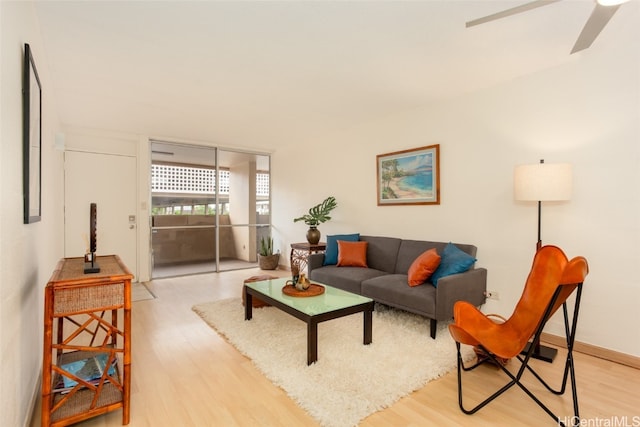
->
293;196;337;244
258;236;280;270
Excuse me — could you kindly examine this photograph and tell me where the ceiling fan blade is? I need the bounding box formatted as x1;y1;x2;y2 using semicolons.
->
466;0;562;28
571;3;621;54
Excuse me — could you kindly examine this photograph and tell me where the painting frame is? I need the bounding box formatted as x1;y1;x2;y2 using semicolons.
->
376;144;440;206
23;43;42;224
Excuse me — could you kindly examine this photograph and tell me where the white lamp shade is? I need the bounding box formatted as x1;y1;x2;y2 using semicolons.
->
514;163;572;201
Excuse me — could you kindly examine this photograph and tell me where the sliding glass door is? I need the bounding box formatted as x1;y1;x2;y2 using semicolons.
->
150;141;270;278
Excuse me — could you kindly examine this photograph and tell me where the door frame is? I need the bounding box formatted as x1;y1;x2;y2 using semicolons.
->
148;140;271;278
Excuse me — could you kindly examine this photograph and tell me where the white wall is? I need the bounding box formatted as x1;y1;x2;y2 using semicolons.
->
0;2;64;426
272;34;640;357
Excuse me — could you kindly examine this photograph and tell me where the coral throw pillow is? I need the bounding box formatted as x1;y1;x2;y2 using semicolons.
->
337;240;368;267
407;248;441;287
323;233;360;265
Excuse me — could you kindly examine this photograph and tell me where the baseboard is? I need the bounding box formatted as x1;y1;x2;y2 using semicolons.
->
541;332;640;369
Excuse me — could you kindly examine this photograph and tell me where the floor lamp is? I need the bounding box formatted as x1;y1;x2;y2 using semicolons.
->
514;159;572;362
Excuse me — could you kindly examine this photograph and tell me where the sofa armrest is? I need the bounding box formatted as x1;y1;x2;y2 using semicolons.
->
434;267;487;321
307;253;325;276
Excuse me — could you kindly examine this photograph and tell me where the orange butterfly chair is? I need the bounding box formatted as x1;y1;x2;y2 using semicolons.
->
449;245;588;426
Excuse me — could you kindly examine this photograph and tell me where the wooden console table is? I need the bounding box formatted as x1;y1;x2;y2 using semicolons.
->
290;242;326;274
42;255;133;427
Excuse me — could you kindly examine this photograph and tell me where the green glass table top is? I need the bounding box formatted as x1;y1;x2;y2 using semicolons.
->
244;277;372;316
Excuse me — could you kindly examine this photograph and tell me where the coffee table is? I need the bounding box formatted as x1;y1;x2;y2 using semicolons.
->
243;277;374;365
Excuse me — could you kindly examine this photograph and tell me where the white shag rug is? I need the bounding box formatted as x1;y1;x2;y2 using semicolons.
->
192;298;473;427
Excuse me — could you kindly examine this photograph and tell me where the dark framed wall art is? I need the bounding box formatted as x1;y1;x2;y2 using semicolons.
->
23;43;42;224
376;144;440;206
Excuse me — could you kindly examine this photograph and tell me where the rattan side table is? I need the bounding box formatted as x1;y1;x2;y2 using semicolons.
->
41;255;133;427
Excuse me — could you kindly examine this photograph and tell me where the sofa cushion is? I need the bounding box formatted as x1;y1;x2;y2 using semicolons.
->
360;236;402;273
407;248;441;286
310;265;387;294
361;274;437;318
337;241;368;267
324;233;360;265
393;240;443;274
431;242;477;286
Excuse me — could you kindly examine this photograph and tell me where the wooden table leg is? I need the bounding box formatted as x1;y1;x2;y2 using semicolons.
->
41;288;53;427
289;248;295;271
123;286;131;425
307;320;318;365
244;287;253;320
364;309;373;345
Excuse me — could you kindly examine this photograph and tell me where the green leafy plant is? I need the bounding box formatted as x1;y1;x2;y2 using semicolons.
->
293;196;338;227
259;236;274;256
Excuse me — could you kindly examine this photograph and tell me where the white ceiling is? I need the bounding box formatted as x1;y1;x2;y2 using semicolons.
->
34;0;639;151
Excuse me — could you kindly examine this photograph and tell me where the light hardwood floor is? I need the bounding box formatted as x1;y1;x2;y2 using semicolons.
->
32;268;640;427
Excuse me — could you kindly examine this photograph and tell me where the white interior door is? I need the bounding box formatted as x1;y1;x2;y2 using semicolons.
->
64;151;138;280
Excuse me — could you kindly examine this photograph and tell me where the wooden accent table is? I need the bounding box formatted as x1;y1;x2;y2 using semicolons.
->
42;255;133;427
290;242;326;274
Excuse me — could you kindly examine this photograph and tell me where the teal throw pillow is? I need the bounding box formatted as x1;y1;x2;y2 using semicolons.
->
430;242;476;286
324;234;360;265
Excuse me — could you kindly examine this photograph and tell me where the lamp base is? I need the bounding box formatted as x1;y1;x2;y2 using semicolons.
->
521;341;557;363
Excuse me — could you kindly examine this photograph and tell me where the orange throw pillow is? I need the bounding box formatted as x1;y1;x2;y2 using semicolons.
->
407;248;441;287
337;240;368;267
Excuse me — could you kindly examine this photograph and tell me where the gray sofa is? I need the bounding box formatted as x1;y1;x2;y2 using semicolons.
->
307;235;487;338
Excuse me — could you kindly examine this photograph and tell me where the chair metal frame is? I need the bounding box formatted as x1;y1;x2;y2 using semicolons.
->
454;282;584;427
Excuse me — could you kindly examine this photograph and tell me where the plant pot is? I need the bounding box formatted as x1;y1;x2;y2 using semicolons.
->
258;253;280;270
306;227;321;245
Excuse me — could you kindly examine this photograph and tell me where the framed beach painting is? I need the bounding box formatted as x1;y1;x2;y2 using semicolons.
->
376;144;440;206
